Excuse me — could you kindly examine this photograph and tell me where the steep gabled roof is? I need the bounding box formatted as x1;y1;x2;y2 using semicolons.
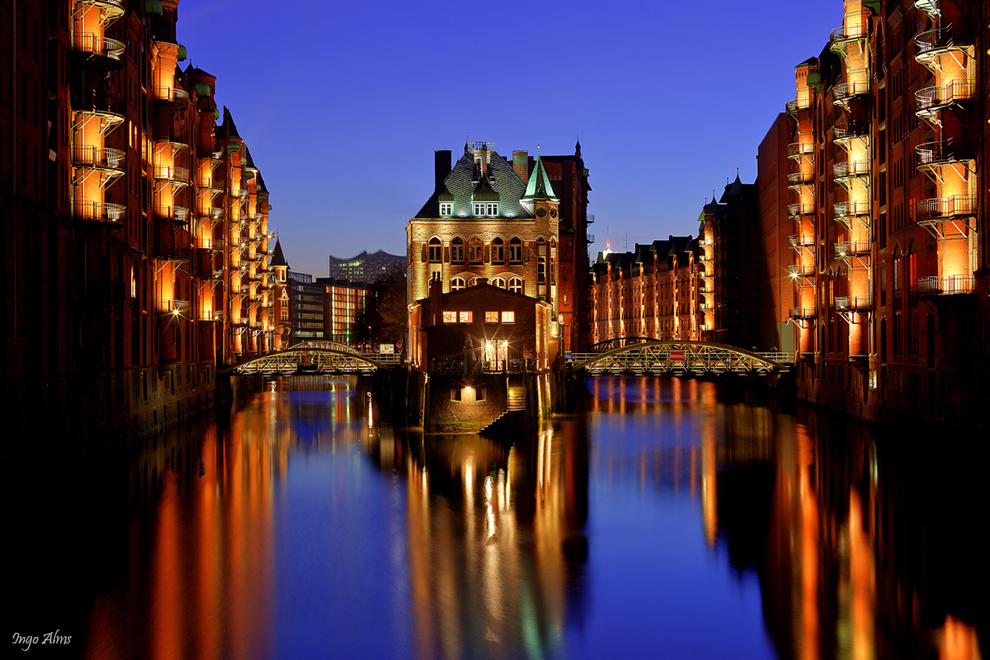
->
522;154;557;201
271;238;288;267
220;107;240;140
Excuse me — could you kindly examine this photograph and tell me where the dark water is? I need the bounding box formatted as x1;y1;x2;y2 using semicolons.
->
7;376;986;659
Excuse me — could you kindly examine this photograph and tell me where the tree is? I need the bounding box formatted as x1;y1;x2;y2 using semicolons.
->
369;270;407;348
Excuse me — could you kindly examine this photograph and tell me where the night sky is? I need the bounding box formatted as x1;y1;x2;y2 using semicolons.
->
178;0;842;277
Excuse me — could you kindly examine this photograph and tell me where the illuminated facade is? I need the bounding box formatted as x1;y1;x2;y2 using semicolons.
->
327;249;404;284
588;237;707;346
784;0;988;424
2;0;276;438
406;141;591;354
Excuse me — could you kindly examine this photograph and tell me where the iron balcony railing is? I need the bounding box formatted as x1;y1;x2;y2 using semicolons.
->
155;86;189;104
914;0;939;17
73;201;126;223
151;240;191;262
153;165;190;184
787;142;814;159
917;275;975;296
916;195;977;221
834;200;871;217
834;296;871;310
72;94;125;123
72;145;125;172
834;240;871;257
789;202;815;217
786;99;810;115
833;76;871;102
71;32;125;61
788;234;815;250
916;80;976;113
154;205;191;224
788;264;814;278
833;123;868;142
80;0;125;19
787;171;814;186
789;307;817;319
830;16;869;47
833;160;870;179
916;140;974;170
915;26;969;60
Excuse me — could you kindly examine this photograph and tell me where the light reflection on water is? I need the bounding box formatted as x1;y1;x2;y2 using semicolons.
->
7;375;984;660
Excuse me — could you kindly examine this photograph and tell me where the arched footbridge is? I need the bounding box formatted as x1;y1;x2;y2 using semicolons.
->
222;341;400;376
568;340;792;376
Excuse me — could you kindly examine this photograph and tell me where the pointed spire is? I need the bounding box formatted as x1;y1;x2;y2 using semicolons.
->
522;152;557;201
271;237;288;268
221;106;240;140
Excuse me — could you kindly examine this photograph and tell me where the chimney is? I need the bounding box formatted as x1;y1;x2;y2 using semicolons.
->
429;274;444;325
435;150;451;192
513;150;529;182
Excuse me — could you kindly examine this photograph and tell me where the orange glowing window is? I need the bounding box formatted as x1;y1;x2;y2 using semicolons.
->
458;311;473;323
485;311;499;323
442;311;457;323
501;311;515;324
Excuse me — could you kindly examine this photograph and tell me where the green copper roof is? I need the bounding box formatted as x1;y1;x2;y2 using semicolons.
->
522;154;556;201
473;173;500;202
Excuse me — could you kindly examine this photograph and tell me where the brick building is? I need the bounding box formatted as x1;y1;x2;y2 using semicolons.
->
406;141;591;354
2;0;277;439
782;0;989;424
588;236;707;347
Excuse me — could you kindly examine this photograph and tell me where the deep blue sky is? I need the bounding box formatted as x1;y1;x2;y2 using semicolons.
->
178;0;842;277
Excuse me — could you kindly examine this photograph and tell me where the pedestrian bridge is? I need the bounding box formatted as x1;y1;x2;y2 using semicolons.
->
567;340;792;376
223;341;400;376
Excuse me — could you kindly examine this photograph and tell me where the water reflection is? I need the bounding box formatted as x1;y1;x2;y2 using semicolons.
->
8;375;983;659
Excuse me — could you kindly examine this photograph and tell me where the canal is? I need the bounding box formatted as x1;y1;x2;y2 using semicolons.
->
8;376;985;659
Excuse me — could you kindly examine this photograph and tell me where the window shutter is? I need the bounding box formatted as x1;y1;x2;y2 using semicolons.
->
421;242;428;262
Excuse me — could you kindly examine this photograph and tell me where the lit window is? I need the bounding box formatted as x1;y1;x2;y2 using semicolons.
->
485;311;498;323
509;237;523;263
428;237;442;262
501;311;515;323
451;237;464;263
508;277;523;294
474;202;485;216
440;202;452;216
443;311;457;323
486;202;498;216
468;238;483;263
491;237;504;262
491;277;506;289
459;311;473;323
451;276;465;291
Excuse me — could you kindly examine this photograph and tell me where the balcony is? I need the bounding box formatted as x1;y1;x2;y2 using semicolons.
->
916;80;976;122
71;32;125;62
916;140;974;173
917;275;975;297
832;75;870;106
151;239;191;262
787;142;814;160
916;195;977;222
788;234;815;251
834;200;871;220
155;86;190;104
787;264;814;279
153;164;190;186
154;205;191;224
787;171;814;189
833;123;869;148
914;0;939;17
75;0;125;22
72;200;126;223
833;160;870;188
789;307;818;320
915;27;971;70
197;236;223;251
72;94;125;131
788;202;815;218
834;296;872;311
786;99;810;116
834;241;871;259
829;15;869;54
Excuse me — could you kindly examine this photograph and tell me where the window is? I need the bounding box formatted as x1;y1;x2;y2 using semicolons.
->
474;202;485;216
451;237;464;263
428;237;442;262
458;311;473;323
508;277;523;294
486;311;499;323
509;237;523;263
443;311;457;323
451;276;465;291
440;202;452;216
501;311;515;323
468;237;483;263
486;202;498;216
491;237;504;262
281;309;288;321
491;277;506;289
538;257;546;284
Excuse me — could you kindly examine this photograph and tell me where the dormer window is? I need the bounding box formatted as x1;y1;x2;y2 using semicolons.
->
440;202;452;217
486;202;498;216
473;202;498;217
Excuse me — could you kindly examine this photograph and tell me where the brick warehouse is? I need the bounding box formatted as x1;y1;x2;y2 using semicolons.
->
1;0;278;440
782;0;989;425
406;141;591;354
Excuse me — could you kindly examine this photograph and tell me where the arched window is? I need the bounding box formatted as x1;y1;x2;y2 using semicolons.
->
491;237;504;263
491;277;506;289
451;237;464;263
451;276;466;291
508;277;523;294
428;237;442;263
468;237;483;264
509;237;523;263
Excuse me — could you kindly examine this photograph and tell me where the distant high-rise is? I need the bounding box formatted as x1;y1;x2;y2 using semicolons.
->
327;249;405;284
